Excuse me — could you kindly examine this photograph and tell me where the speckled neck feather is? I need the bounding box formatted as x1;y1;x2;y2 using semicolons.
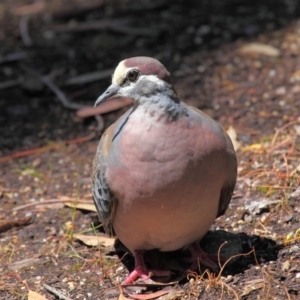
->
130;75;187;121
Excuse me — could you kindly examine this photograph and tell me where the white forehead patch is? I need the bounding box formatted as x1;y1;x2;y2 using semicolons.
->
112;60;166;88
112;61;130;85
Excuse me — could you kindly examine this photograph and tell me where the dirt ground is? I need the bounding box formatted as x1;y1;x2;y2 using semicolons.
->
1;1;300;299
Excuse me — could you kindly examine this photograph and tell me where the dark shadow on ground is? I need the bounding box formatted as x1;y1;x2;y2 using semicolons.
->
113;230;279;283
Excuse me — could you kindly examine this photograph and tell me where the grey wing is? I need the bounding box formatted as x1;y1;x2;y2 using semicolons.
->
185;102;237;217
92;131;117;237
91;107;134;236
217;133;237;217
217;181;236;217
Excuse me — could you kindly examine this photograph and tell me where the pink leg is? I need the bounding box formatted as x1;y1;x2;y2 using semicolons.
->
188;242;220;272
122;250;170;285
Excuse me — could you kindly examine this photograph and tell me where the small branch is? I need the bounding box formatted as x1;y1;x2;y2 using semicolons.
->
8;257;41;271
0;52;29;64
271;120;300;147
0;133;95;162
13;198;93;211
0;217;32;233
43;283;74;300
52;0;107;19
51;19;159;37
20;15;33;46
0;79;21;90
20;64;84;110
12;1;45;16
65;69;114;85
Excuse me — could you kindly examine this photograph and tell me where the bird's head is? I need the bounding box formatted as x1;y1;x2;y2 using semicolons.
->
94;57;178;107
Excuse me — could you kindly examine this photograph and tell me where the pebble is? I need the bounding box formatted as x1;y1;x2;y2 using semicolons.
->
290;245;300;253
244;214;252;223
269;69;276;77
189;278;195;286
116;266;124;273
279;100;285;106
260;214;268;223
282;260;290;272
225;275;233;283
239;43;280;56
292;85;300;93
275;86;286;95
68;281;75;291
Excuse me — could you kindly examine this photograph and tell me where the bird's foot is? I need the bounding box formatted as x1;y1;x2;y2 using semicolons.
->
121;250;171;285
122;268;171;285
187;242;224;273
122;268;149;285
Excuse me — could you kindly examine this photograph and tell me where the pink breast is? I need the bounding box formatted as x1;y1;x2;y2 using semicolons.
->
106;113;223;203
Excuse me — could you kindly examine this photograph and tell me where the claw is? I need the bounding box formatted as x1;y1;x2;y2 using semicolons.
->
122;250;171;284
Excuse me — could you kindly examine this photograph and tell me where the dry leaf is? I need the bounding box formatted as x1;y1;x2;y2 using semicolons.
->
127;290;170;299
242;143;265;152
64;202;97;212
8;257;41;271
73;233;115;247
245;199;280;214
241;278;265;296
28;290;47;300
0;217;31;234
290;70;300;82
294;125;300;135
226;126;240;151
291;186;300;198
239;43;280;57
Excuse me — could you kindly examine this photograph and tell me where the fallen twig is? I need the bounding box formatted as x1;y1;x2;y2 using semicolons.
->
20;15;33;46
7;273;30;289
271;120;300;147
51;19;159;37
65;69;114;85
43;283;74;300
52;0;107;19
20;64;84;110
13;197;93;211
0;52;29;64
12;1;45;16
0;217;32;233
0;79;21;90
8;257;41;271
0;133;95;162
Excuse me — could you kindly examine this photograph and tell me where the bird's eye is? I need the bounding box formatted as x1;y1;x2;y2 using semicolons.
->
126;69;139;82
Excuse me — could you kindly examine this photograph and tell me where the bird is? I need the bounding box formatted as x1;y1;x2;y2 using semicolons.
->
92;56;237;284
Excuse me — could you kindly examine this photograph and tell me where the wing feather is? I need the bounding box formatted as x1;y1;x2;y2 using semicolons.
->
184;103;237;218
92;125;117;237
91;107;133;237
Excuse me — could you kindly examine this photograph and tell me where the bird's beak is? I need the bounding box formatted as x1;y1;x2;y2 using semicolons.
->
94;84;120;107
